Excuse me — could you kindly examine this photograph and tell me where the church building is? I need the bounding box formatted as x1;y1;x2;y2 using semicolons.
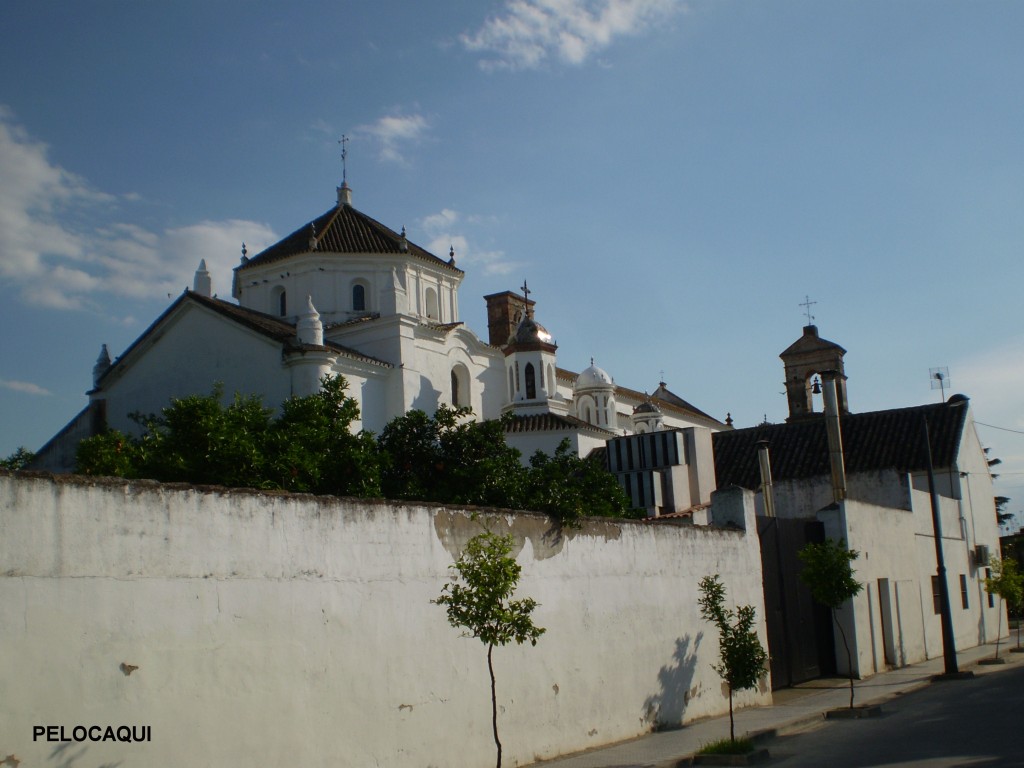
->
33;179;725;472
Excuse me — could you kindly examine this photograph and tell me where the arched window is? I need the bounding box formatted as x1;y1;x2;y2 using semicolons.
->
451;364;470;407
425;287;439;321
273;286;287;317
352;283;366;312
508;366;514;401
525;363;536;399
514;362;520;393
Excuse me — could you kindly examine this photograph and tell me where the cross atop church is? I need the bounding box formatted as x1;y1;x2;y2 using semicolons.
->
521;280;533;317
799;295;817;325
338;135;350;184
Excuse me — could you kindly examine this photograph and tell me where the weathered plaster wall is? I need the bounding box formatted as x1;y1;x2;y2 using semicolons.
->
818;493;1004;679
0;472;769;768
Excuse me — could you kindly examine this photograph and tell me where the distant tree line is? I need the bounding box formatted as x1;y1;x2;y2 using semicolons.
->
72;375;634;526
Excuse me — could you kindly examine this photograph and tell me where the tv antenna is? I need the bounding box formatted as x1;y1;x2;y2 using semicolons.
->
929;367;950;402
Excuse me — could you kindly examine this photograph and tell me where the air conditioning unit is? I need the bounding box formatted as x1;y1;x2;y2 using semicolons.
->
974;544;990;567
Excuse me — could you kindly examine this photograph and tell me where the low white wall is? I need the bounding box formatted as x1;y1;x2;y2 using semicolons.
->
0;472;769;768
819;496;1005;678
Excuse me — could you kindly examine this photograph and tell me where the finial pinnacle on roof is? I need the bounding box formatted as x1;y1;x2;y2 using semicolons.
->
799;294;817;326
520;280;534;318
448;245;456;266
339;134;349;185
240;242;248;264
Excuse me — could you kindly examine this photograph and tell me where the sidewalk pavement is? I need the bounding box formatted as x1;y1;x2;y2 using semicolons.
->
528;639;1024;768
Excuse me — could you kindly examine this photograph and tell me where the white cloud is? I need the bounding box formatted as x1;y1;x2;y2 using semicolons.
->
954;338;1024;430
462;0;681;70
355;112;430;165
0;108;278;311
420;208;526;277
0;378;51;396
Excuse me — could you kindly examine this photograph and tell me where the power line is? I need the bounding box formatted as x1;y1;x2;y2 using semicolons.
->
976;421;1024;436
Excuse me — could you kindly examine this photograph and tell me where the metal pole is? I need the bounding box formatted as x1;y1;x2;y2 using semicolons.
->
923;414;959;675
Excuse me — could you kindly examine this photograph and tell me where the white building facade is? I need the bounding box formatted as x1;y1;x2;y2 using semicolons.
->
34;182;724;472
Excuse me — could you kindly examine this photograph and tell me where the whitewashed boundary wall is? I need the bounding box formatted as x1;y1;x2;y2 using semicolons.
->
0;472;768;768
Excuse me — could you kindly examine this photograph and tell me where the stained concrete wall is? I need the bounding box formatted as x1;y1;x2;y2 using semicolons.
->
0;472;769;768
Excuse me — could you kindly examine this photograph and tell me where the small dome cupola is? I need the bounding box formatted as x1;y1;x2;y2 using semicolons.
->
508;315;554;346
632;397;664;434
502;281;565;416
574;360;614;392
573;358;617;429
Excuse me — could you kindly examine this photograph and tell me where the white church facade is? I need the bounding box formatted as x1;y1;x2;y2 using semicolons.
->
34;181;725;472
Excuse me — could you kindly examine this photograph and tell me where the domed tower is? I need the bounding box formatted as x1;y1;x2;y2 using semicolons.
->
780;324;848;421
632;397;664;434
503;289;564;416
574;359;617;430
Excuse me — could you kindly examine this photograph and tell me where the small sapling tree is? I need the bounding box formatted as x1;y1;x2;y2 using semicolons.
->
984;556;1023;660
434;530;545;768
698;574;768;744
798;538;863;708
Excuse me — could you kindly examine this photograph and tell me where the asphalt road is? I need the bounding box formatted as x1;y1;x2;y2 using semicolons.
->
764;662;1024;768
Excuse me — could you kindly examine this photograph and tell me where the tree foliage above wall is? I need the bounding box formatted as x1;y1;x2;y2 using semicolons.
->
75;378;634;524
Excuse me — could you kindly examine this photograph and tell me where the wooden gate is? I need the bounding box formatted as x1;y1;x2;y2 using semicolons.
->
758;517;835;689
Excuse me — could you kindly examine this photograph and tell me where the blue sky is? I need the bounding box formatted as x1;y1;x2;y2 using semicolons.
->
2;1;1023;526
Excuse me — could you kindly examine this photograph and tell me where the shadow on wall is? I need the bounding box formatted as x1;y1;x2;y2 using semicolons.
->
410;375;442;414
48;743;122;768
642;632;703;730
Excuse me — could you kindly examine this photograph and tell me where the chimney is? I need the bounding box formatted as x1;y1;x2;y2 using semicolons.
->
821;370;847;502
756;439;776;517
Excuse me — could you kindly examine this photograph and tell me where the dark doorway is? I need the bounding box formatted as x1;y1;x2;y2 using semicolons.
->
758;517;836;689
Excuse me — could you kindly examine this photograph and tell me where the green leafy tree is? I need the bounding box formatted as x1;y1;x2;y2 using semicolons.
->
984;556;1024;659
525;439;635;526
76;429;145;478
434;530;545;768
1;447;36;470
135;386;276;487
77;376;379;496
268;375;380;496
697;574;768;743
798;538;864;708
377;406;525;508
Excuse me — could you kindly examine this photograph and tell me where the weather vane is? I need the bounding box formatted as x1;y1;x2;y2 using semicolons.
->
799;295;817;325
338;135;349;184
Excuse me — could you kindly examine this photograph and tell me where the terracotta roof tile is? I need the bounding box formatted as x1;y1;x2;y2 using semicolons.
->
237;203;462;274
712;398;970;490
504;413;615;436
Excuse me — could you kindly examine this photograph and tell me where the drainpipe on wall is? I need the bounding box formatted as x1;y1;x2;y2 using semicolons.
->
756;439;776;518
822;371;847;503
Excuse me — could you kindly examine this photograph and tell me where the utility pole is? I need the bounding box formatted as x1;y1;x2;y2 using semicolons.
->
923;414;959;675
